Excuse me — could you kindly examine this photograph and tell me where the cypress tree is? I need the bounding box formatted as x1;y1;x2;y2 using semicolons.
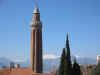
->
72;58;81;75
65;35;72;75
59;48;66;75
59;34;72;75
64;57;70;75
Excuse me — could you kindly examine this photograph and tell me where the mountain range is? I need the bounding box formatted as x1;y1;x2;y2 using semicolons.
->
0;56;96;73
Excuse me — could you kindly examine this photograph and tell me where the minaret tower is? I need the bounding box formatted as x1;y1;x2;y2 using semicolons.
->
30;6;43;73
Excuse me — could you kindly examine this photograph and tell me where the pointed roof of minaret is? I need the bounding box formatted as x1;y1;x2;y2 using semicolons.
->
33;5;40;14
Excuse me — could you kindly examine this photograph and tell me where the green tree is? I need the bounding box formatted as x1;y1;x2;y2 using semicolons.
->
72;58;81;75
92;62;100;75
59;35;72;75
64;35;72;75
59;48;66;75
64;57;70;75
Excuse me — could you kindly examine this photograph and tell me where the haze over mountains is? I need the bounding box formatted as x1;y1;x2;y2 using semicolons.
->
0;55;96;73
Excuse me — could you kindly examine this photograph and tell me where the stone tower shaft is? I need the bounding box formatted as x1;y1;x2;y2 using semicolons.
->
30;7;43;73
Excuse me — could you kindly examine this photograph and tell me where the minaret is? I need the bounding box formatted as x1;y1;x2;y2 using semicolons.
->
30;7;43;73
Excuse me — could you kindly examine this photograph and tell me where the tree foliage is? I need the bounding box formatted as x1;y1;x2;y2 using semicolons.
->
72;59;81;75
92;62;100;75
58;35;82;75
59;48;66;75
59;35;72;75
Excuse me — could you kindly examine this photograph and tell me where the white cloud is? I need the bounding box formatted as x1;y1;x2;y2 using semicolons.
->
75;55;84;59
43;54;58;59
14;58;26;62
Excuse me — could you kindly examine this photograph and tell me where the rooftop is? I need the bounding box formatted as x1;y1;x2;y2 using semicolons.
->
0;68;55;75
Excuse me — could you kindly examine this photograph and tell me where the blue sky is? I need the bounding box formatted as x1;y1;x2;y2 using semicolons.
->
0;0;100;61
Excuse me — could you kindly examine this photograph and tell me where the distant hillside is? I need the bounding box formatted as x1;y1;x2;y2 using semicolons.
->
0;57;11;69
0;56;96;72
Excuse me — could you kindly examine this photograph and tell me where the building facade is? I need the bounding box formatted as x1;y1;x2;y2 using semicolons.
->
97;55;100;64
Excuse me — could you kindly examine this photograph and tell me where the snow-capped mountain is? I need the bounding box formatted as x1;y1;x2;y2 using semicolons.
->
0;56;96;72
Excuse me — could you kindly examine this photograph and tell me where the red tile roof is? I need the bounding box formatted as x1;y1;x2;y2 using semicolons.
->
0;68;55;75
